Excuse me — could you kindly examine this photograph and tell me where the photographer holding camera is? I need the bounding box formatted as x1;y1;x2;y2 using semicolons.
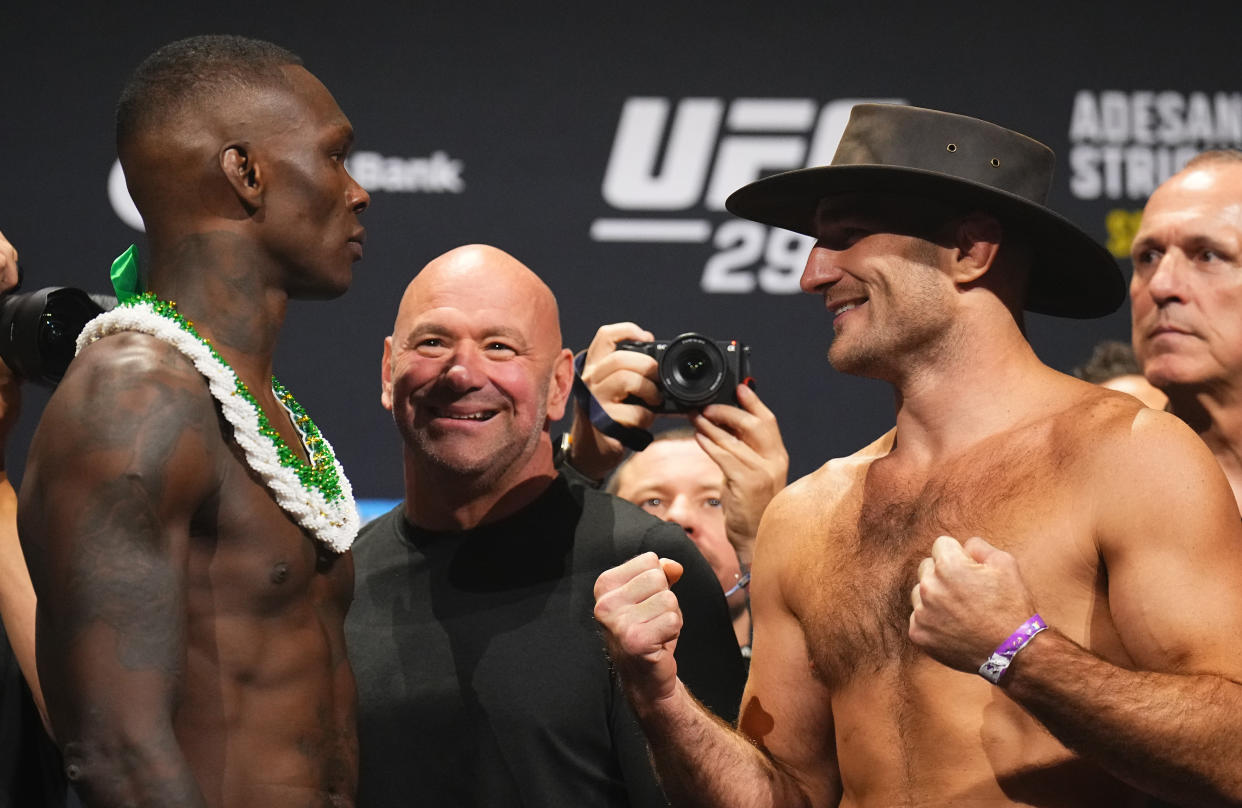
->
0;229;77;807
564;322;789;652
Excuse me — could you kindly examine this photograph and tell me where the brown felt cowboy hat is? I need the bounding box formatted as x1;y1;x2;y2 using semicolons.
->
725;104;1124;318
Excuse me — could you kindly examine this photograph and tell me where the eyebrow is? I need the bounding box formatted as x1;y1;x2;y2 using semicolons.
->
1132;232;1237;256
406;322;529;345
628;482;723;498
322;122;355;151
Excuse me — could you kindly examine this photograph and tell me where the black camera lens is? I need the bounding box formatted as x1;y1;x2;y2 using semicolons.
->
0;287;105;386
660;335;725;407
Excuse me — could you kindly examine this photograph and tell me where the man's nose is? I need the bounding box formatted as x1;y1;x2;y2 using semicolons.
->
442;346;486;391
1144;251;1189;305
665;497;699;537
347;172;371;214
800;244;844;294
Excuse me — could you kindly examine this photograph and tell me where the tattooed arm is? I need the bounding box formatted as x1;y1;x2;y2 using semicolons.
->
19;334;221;808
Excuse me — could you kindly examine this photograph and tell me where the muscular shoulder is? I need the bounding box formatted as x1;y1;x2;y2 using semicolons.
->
762;429;891;530
1059;386;1241;547
27;332;222;495
74;329;207;381
56;332;217;426
1063;387;1214;482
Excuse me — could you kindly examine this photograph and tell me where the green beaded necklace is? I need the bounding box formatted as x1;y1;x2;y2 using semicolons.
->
76;291;358;552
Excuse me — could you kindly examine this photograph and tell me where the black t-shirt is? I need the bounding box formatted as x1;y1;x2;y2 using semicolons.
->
346;475;745;808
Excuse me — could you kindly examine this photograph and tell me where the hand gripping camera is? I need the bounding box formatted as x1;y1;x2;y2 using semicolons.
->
616;333;752;413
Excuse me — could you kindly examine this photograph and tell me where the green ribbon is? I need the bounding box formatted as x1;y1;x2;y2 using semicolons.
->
110;244;142;303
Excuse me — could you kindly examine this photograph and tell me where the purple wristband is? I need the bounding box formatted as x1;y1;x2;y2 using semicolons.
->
977;614;1047;684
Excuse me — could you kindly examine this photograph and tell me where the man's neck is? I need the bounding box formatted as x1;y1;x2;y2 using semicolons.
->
402;442;559;531
146;230;288;386
885;315;1059;465
1166;385;1242;513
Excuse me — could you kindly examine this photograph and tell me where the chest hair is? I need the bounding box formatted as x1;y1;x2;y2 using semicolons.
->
796;431;1064;691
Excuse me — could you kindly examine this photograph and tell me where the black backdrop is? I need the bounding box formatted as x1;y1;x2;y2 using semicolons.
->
3;1;1240;504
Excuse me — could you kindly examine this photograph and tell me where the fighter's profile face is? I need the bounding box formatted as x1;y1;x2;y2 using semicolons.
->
1130;163;1242;390
255;66;370;299
800;194;957;380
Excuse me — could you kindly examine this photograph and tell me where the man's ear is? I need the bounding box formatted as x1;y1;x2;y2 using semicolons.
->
380;336;395;412
545;348;575;423
220;143;262;211
950;213;1003;285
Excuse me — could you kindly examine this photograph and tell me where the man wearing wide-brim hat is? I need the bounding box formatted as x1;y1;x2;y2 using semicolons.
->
594;103;1242;807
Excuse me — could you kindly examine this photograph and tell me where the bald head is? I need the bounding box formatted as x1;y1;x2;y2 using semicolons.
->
1130;157;1242;394
382;245;575;515
394;244;563;353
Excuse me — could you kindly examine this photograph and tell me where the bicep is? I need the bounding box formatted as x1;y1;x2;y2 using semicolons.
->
739;508;841;807
1098;410;1242;679
19;347;219;735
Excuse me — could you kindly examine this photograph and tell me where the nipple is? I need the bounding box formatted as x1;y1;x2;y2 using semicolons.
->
270;561;290;584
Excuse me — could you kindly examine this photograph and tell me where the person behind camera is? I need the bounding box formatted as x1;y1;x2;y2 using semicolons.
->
18;36;370;808
344;244;744;808
564;322;788;653
1130;149;1242;513
593;104;1242;806
0;229;78;808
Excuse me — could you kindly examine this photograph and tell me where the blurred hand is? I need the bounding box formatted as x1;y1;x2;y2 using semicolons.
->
692;384;788;567
568;322;660;480
0;231;22;456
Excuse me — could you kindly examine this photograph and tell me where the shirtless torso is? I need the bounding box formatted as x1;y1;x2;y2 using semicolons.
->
594;144;1242;807
20;331;356;808
742;378;1242;807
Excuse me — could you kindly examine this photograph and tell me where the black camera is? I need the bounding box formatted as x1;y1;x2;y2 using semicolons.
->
0;287;108;386
616;333;752;413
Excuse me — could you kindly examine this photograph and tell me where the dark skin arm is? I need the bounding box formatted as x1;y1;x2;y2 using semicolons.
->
20;334;221;808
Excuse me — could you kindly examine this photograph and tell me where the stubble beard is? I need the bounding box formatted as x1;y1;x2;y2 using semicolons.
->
828;288;951;382
398;398;550;489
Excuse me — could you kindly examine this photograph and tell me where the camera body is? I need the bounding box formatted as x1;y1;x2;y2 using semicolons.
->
0;287;107;386
616;333;751;413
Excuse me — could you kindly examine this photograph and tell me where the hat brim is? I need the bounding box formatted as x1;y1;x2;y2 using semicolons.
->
725;164;1124;319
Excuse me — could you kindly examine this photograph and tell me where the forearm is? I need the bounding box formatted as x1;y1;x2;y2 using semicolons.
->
566;403;623;482
1005;629;1242;806
631;679;813;808
63;726;208;808
0;474;47;732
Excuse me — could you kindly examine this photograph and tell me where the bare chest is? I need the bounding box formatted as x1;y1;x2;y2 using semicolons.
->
187;440;354;622
790;441;1096;691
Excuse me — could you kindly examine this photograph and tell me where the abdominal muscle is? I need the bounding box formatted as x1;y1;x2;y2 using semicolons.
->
830;658;1144;808
173;536;356;808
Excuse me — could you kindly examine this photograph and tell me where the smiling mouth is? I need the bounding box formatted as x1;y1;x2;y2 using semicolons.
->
830;298;867;317
431;407;497;422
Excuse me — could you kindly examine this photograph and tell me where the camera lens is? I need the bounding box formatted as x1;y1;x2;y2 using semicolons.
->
0;288;104;386
676;350;711;382
660;335;725;407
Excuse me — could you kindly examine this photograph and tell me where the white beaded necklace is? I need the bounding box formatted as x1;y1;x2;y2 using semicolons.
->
76;295;358;553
